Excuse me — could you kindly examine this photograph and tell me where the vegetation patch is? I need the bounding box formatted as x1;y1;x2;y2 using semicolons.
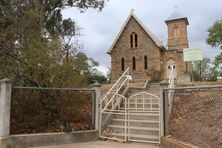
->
10;88;95;134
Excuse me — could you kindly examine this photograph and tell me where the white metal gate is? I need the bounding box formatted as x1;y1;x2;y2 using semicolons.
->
100;91;160;143
128;92;160;143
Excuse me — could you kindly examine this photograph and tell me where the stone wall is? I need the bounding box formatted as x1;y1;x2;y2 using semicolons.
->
110;16;162;82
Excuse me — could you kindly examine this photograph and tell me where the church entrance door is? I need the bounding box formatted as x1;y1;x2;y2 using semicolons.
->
167;59;176;79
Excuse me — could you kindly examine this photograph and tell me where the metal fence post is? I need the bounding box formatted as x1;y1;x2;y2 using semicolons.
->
90;83;102;132
160;81;169;137
0;78;12;137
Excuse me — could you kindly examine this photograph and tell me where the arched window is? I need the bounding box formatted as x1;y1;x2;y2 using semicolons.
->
130;34;134;48
132;57;136;70
121;58;124;71
173;26;180;38
144;55;148;69
134;33;138;47
130;32;138;48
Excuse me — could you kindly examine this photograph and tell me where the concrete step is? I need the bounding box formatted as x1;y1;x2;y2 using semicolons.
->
108;133;160;143
108;125;159;135
112;118;159;123
114;112;159;121
126;92;160;96
126;87;161;98
126;91;160;96
128;134;160;143
128;109;159;113
115;110;159;114
109;125;159;130
120;104;159;110
127;89;160;93
119;108;160;112
111;119;160;128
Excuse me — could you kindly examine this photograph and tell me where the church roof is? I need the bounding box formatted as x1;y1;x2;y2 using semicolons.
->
165;11;189;24
107;11;165;54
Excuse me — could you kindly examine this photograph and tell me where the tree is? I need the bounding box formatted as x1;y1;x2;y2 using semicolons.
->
192;57;222;81
192;58;211;81
106;67;111;83
209;54;222;80
206;19;222;50
206;19;222;80
0;0;107;87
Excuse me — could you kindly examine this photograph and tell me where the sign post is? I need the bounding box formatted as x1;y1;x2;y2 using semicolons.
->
183;48;203;62
183;48;203;81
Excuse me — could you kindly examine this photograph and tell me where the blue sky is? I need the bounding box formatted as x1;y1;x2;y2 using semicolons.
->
62;0;222;74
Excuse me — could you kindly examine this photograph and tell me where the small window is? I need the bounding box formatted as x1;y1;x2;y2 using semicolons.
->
132;57;136;70
121;58;125;71
168;65;171;69
144;55;148;69
173;65;176;69
130;32;138;48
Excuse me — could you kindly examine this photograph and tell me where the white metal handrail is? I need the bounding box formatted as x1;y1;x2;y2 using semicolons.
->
100;67;130;141
100;93;128;141
107;67;130;94
101;67;130;112
168;67;175;89
168;67;175;113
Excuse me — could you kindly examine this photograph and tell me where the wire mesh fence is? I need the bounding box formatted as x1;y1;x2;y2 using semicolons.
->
164;85;222;148
11;86;96;135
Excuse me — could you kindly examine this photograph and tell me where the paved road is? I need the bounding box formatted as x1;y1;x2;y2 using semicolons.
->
35;141;160;148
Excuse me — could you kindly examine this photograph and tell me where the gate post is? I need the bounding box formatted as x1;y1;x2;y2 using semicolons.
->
0;78;12;137
159;81;168;137
90;83;102;133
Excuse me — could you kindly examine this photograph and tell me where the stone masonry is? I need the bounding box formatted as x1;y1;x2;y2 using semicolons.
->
108;11;192;83
110;16;162;82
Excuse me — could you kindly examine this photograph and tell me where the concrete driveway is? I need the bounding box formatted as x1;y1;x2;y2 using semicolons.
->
35;141;160;148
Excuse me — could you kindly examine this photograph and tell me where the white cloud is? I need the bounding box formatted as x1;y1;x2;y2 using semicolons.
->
62;0;222;74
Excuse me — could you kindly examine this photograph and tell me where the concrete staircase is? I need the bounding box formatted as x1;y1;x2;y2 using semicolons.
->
126;83;160;97
107;110;160;143
103;83;161;143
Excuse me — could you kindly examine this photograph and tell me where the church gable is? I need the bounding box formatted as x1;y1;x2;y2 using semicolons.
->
113;16;159;54
107;11;164;54
109;12;164;82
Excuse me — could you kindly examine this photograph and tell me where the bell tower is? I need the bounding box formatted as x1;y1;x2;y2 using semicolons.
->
165;11;189;51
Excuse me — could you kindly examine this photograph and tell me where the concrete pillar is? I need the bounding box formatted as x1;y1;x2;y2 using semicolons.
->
0;78;12;137
90;83;102;132
159;81;169;137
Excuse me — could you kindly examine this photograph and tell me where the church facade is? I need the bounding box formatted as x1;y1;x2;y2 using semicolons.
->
107;11;192;83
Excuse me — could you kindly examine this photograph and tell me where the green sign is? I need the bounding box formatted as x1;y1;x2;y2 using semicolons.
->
183;48;203;62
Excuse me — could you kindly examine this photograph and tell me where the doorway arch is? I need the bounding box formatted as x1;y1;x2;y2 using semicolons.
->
167;59;176;79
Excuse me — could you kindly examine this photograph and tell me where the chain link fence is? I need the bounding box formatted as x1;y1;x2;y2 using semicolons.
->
11;86;96;134
164;85;222;148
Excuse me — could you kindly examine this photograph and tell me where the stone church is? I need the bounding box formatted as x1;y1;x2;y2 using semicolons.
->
107;11;192;83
